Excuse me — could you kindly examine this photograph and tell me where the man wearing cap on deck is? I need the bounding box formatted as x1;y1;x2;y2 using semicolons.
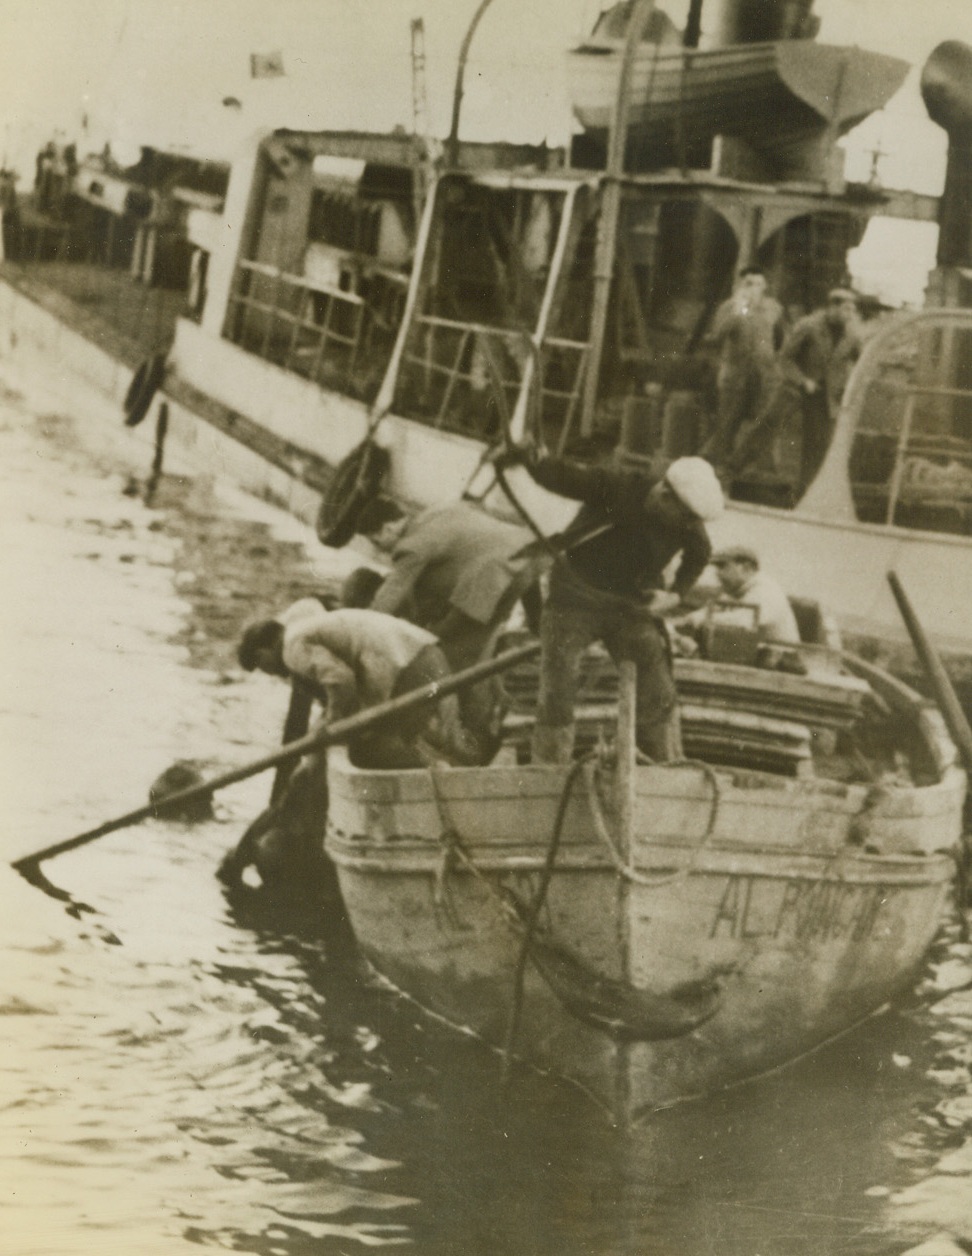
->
700;267;786;473
498;448;723;763
780;288;863;492
676;545;800;646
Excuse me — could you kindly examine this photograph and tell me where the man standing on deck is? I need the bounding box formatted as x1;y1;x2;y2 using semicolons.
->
495;449;723;763
700;267;786;474
780;288;863;493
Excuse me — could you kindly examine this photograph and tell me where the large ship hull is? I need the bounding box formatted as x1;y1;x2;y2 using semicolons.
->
5;281;972;664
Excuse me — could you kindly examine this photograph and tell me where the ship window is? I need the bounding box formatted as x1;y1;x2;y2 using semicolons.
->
392;180;569;441
223;156;413;405
308;190;381;256
848;315;972;535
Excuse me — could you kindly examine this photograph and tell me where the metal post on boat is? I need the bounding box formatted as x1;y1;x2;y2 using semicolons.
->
683;0;704;48
410;16;431;226
613;660;638;1126
373;173;442;419
580;0;656;437
616;658;638;869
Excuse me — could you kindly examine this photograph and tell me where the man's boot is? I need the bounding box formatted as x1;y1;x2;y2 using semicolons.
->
531;722;576;764
636;706;684;763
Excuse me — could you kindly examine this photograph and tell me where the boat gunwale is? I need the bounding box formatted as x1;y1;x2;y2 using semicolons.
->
324;835;957;885
325;745;965;815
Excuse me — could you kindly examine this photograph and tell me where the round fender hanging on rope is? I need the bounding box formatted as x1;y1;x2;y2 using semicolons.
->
123;352;167;428
315;439;390;548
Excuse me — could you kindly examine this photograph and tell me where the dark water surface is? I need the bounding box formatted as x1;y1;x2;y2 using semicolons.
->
2;369;972;1256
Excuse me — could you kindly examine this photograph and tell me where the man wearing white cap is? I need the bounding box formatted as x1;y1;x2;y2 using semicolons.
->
502;449;723;763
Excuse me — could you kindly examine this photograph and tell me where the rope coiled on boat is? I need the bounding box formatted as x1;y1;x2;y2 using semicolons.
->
426;750;731;1064
583;754;721;888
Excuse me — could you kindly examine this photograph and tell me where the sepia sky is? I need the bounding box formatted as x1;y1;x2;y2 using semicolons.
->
1;0;970;301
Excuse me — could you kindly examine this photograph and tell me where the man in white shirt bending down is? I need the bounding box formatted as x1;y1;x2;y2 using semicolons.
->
218;600;478;889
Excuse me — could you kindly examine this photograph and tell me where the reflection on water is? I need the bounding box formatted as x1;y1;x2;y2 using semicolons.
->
1;368;971;1255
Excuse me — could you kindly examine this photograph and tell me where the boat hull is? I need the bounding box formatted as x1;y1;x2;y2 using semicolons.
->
325;752;960;1119
565;40;909;148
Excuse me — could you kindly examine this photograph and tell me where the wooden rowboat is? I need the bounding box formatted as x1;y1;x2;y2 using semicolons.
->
565;39;909;152
324;636;965;1122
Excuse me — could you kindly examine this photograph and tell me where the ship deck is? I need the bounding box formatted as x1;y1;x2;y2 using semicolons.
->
0;259;186;366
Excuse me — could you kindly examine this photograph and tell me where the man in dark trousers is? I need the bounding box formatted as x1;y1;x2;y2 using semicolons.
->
501;450;723;763
700;267;786;473
780;287;863;492
345;496;546;759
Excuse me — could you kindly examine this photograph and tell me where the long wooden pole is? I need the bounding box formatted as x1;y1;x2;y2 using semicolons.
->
446;0;497;168
615;658;638;869
11;640;540;878
269;680;315;805
580;0;655;436
886;570;972;775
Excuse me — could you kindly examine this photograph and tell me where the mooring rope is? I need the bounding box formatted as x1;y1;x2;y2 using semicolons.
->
426;756;595;1088
582;754;721;889
499;754;593;1093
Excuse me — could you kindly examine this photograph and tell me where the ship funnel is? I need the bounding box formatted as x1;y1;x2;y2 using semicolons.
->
921;41;972;269
710;0;819;46
921;41;972;137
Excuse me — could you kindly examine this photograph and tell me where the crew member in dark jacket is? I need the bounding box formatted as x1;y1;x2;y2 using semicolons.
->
781;287;862;492
506;451;723;763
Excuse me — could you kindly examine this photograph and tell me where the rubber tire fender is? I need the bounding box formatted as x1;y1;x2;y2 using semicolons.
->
315;439;390;547
124;352;167;428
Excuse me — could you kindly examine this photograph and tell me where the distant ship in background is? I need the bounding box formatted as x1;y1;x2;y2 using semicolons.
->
1;0;972;670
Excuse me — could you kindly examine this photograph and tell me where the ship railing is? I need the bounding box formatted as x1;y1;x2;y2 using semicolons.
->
851;380;972;533
225;258;366;393
821;308;972;535
395;311;589;447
